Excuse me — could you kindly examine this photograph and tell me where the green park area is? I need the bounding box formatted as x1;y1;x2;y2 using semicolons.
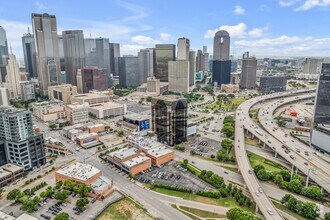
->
96;197;153;220
247;151;285;173
171;204;225;220
199;96;247;112
113;86;136;97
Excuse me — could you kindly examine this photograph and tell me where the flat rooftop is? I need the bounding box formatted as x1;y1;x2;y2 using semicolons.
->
88;101;124;110
124;113;149;121
87;124;105;129
90;175;112;192
109;147;139;160
0;168;12;179
62;124;83;131
72;93;110;99
1;163;23;173
128;135;164;150
67;103;88;109
16;213;38;220
76;132;98;139
122;155;150;168
147;146;173;158
56;162;101;181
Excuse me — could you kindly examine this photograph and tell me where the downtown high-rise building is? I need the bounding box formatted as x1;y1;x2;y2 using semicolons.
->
310;63;330;154
62;30;85;86
5;53;21;99
240;52;257;89
196;50;205;72
96;38;111;86
32;13;61;95
0;87;10;107
138;49;152;85
58;35;65;72
177;38;190;60
119;56;140;87
155;44;175;82
109;43;120;76
22;30;38;78
168;38;190;93
0;106;46;170
84;38;96;66
151;96;188;146
189;50;196;86
0;26;9;82
77;66;108;93
212;30;231;86
213;30;230;60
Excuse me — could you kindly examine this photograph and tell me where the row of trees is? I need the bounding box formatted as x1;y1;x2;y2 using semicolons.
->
221;116;235;139
254;165;323;201
151;183;192;193
174;144;185;152
216;138;236;163
281;194;320;219
7;188;41;212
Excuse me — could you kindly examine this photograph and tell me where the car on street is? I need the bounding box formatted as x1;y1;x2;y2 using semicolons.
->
255;191;260;197
267;208;274;215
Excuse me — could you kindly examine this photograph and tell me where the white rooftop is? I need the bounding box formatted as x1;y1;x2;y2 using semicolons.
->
90;175;112;192
16;213;38;220
147;146;173;158
1;163;23;173
122;156;150;168
109;147;139;160
87;124;104;129
56;162;100;181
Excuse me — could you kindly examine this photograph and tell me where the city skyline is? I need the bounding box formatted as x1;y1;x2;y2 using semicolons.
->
0;0;330;60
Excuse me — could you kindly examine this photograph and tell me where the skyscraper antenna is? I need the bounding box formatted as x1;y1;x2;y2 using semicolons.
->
10;43;12;54
28;27;30;34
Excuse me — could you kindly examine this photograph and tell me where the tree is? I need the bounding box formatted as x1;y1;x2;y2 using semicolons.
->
273;174;283;185
256;169;271;181
223;116;234;125
221;138;233;151
324;212;330;220
64;180;76;191
49;123;57;130
210;154;215;159
21;196;40;212
76;197;89;211
54;212;70;220
146;96;152;102
117;130;124;137
77;184;89;196
55;181;63;190
216;150;227;162
54;191;68;202
221;124;234;138
301;185;323;200
280;170;291;182
7;189;20;200
226;207;260;220
182;159;188;167
287;179;303;194
254;164;265;173
300;202;320;219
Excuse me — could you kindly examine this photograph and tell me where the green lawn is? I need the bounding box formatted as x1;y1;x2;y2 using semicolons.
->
171;204;201;220
180;206;225;218
150;186;253;212
272;200;308;220
244;136;262;148
247;151;286;172
96;197;153;220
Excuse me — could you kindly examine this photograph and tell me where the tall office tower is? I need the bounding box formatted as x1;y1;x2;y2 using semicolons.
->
109;43;120;76
0;26;9;82
5;53;21;99
259;75;287;93
212;30;231;86
177;38;190;60
62;30;85;86
79;66;108;93
189;51;196;86
196;50;205;72
138;49;152;84
155;44;175;82
240;52;257;89
231;55;238;73
302;58;323;75
151;96;187;146
0;87;10;106
212;60;231;86
146;48;156;76
58;35;65;71
203;46;207;53
0;106;46;169
84;38;96;66
95;38;110;86
119;56;140;87
213;30;230;61
32;13;61;96
22;30;37;78
310;63;330;154
168;60;189;93
204;52;209;71
20;81;36;101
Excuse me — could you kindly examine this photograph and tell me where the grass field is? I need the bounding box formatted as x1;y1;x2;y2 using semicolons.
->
244;136;262;148
272;200;308;220
150;186;253;212
180;206;225;218
247;151;286;172
200;97;247;111
171;204;201;220
96;197;153;220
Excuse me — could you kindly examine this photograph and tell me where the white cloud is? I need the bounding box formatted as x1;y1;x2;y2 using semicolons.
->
233;6;245;15
294;0;330;11
116;1;149;22
159;32;171;41
131;35;160;45
233;35;330;56
35;1;48;11
120;44;145;56
204;23;268;39
279;0;301;7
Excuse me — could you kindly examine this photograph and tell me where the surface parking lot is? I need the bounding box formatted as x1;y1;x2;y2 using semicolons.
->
190;138;222;157
136;161;215;192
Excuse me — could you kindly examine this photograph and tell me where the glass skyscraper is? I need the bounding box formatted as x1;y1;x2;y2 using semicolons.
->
155;44;175;82
22;31;38;78
0;26;9;82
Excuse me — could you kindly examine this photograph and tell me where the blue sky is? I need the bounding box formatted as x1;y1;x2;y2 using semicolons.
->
1;0;330;59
